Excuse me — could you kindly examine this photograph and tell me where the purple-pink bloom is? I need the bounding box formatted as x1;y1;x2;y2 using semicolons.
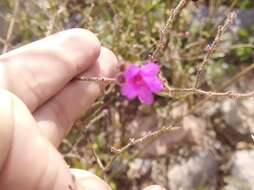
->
120;61;163;104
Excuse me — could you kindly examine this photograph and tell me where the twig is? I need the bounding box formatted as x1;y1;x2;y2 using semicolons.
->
229;44;254;49
221;64;254;89
76;76;116;82
46;11;60;36
45;0;68;36
194;12;236;88
172;62;254;125
88;136;106;171
167;87;254;99
0;38;5;45
91;148;106;171
2;0;20;53
103;125;180;172
141;0;163;17
228;0;239;12
114;126;180;152
84;110;108;131
152;0;190;59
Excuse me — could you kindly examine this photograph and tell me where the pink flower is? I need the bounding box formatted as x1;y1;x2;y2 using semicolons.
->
120;62;163;104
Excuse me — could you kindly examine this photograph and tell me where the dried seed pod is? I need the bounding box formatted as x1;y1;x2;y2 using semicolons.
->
116;74;125;84
117;60;129;73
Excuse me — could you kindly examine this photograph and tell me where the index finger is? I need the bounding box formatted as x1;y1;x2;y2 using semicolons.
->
0;28;101;112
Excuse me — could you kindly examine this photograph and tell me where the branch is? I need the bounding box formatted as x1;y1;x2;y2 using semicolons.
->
167;87;254;99
76;76;116;82
194;12;236;87
2;0;20;53
88;137;106;172
170;63;254;126
103;125;180;172
152;0;190;59
45;0;68;36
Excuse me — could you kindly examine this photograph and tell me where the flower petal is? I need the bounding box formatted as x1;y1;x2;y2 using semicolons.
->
121;83;138;100
143;76;163;93
138;85;154;104
141;62;160;76
124;64;140;81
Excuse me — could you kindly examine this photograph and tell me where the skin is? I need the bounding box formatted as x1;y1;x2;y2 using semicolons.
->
0;28;165;190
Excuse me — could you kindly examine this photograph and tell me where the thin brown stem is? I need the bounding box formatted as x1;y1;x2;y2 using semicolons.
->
171;62;254;125
0;38;5;45
194;12;236;88
103;126;180;172
90;145;106;171
45;0;68;36
76;76;116;82
229;44;254;49
2;0;20;53
168;87;254;99
152;0;190;59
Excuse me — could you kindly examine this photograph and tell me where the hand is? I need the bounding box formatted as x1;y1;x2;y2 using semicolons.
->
0;29;166;190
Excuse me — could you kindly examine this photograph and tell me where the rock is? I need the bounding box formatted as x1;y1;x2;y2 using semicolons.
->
235;8;254;28
221;99;254;135
183;115;207;144
193;5;254;28
151;159;168;187
225;150;254;190
168;151;218;190
203;102;221;116
127;159;152;179
111;158;129;176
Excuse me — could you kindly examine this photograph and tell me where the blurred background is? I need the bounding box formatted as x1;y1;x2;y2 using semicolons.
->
0;0;254;190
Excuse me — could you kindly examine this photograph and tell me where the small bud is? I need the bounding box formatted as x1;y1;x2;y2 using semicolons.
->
218;25;223;33
117;61;129;72
116;74;126;84
205;45;212;52
148;54;154;61
183;31;190;37
228;12;237;23
102;109;108;115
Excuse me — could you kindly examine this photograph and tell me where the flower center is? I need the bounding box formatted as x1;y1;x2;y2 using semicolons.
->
133;73;143;85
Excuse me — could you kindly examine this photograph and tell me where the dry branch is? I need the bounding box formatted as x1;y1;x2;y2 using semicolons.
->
152;0;191;59
2;0;19;53
194;12;236;87
103;125;180;172
168;87;254;99
77;76;116;82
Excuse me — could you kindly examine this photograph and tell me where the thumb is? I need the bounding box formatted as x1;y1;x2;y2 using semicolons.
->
71;169;111;190
0;89;75;190
71;169;167;190
143;185;167;190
